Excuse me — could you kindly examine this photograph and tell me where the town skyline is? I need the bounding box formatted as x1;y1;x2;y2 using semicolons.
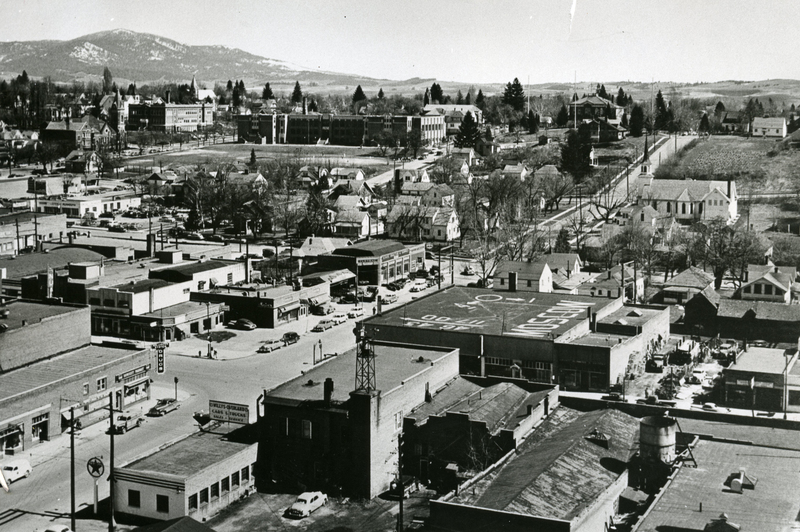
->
2;0;799;85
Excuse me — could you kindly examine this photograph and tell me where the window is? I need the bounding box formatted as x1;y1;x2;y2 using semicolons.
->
302;419;312;440
765;285;773;295
232;471;240;487
103;299;115;307
83;383;89;395
128;489;141;508
210;482;219;499
89;297;101;305
754;284;762;294
156;494;169;513
500;278;505;286
183;288;190;294
97;377;107;391
199;487;209;505
789;390;800;406
527;280;532;287
394;411;403;430
188;494;198;510
241;466;250;482
744;286;751;293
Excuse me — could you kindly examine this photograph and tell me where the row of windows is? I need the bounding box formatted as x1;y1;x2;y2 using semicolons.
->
743;283;782;296
284;418;313;439
128;490;170;513
83;376;107;395
188;465;253;510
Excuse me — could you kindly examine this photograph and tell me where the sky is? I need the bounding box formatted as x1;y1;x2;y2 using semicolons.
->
2;0;799;85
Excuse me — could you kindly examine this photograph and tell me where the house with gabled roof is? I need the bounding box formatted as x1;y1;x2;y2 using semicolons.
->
501;163;529;181
386;204;459;242
638;177;737;224
569;94;625;122
738;264;797;304
328;178;376;203
662;266;715;304
65;150;102;174
493;261;553;293
330;167;365;181
752;116;786;138
332;209;383;240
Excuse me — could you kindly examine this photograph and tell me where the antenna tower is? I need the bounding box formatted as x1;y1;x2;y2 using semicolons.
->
354;323;377;392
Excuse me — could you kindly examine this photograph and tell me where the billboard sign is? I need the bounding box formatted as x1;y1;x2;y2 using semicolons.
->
209;400;250;424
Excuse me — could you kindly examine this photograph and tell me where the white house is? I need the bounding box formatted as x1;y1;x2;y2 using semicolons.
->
751;117;787;138
638;177;738;224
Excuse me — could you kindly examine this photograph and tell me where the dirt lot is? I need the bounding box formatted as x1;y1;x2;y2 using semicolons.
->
207;490;433;532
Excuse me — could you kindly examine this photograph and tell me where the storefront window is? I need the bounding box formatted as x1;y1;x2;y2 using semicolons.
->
32;413;49;442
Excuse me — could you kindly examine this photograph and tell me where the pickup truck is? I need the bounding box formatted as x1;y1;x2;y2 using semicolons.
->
108;412;145;434
148;398;180;417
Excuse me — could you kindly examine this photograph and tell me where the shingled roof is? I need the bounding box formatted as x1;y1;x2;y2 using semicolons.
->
640;178;733;202
665;266;715;290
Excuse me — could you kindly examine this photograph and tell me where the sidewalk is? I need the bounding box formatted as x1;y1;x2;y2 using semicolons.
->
19;381;187;471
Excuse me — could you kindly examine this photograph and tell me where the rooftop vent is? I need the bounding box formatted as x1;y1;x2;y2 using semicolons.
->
627;309;643;317
585;428;611;449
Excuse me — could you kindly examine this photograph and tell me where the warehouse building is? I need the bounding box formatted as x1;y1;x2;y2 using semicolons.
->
114;425;257;522
363;287;669;391
314;240;425;287
723;346;800;413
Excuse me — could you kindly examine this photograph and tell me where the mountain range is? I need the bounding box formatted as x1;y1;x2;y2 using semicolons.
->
0;29;397;88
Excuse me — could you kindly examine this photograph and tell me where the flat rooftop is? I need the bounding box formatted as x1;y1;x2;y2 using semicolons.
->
597;304;666;328
113;278;171;293
366;286;617;339
0;343;147;402
636;439;800;531
0;300;84;333
566;331;630;347
265;343;458;404
142;300;220;319
727;347;797;374
0;247;106;280
123;426;255;478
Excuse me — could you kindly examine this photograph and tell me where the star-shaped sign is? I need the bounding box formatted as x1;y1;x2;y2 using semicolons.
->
87;457;105;478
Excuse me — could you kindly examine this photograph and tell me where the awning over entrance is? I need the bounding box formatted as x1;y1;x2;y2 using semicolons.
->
305;296;331;307
278;301;302;315
321;269;356;285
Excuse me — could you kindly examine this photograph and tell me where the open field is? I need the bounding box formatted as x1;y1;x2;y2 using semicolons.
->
655;135;800;194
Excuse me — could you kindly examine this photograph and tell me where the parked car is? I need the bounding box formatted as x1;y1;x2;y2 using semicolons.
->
462;266;476;275
206;234;224;242
702;402;719;412
107;224;127;233
282;331;300;345
331;312;348;325
148;398;180;417
108;412;145;434
184;232;205;240
99;211;115;219
312;320;335;332
269;238;285;247
286;491;328;518
689;369;706;384
1;459;31;483
235;318;257;330
43;526;74;532
257;339;284;353
311;304;335;316
601;392;625;402
348;307;365;319
379;293;398;304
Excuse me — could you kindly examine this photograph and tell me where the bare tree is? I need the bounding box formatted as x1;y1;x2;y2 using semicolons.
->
587;165;630;223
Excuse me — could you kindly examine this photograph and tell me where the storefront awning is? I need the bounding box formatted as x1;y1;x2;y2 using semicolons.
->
278;301;302;315
306;296;331;307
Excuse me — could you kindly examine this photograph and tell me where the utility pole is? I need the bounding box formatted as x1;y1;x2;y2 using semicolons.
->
396;433;404;532
70;407;76;532
108;393;116;532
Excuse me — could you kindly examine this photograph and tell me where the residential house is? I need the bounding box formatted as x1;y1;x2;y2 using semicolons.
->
537;253;582;278
329;179;376;204
738;264;798;304
576;263;643;301
395;168;430;185
716;299;800;342
228;172;268;194
578;118;627;143
493;261;553;293
501;163;529;181
333;209;383;240
297;165;332;190
424;105;483;137
752;117;786;138
386;204;459;242
330;167;365;182
569;94;625;123
450;147;476;166
637;177;738;224
719;111;748;134
41;116;114;150
662;266;715;304
64;150;102;174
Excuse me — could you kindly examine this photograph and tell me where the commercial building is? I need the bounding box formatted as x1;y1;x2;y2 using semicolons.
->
429;408;639;532
36;190;142;219
149;259;246;292
115;425;257;522
363;287;670;391
0;212;68;255
128;100;214;132
314;240;425;286
258;341;461;498
723;346;800;413
0;300;151;454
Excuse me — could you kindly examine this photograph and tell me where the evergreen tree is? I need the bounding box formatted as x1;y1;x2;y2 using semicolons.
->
250;148;256;166
423;88;430;106
238;80;246;92
699;112;711;133
616;87;626;107
430;83;444;104
464;92;471;105
502;77;526;112
291;81;303;103
556;104;569;127
226;80;233;92
598;84;608;100
456;90;464;104
111;82;118;94
454;111;481;148
127;83;136;96
475;89;485;107
621;112;629;128
560;130;592;180
352;85;367;104
553;227;571;253
377;88;385;99
572;92;579;102
714;101;726;115
262;83;274;100
630;105;644;137
20;70;29;84
308;99;318;112
654;90;669;130
102;66;113;94
792;103;796;112
528;110;538;134
232;87;241;107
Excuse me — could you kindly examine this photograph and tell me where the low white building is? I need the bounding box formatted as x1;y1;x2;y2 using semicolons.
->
36;190;141;219
752;117;786;138
114;427;257;522
637;177;737;224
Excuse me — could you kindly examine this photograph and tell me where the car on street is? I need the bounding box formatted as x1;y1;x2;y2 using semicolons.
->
269;238;285;247
311;304;335;316
331;312;348;325
701;402;719;412
108;412;145;434
282;331;300;345
107;224;127;233
148;398;180;417
379;293;398;304
234;318;257;330
1;459;32;483
348;307;365;319
286;491;328;518
689;369;706;384
601;392;625;402
257;339;284;353
462;266;476;275
312;320;335;332
206;234;224;242
184;232;205;240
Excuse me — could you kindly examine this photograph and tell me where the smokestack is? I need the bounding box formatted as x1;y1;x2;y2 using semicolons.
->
323;378;334;406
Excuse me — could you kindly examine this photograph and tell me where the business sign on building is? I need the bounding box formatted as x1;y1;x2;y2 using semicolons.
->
209;400;250;424
357;257;380;266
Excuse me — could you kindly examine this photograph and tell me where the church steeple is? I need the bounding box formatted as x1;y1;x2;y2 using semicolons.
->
190;75;198;100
